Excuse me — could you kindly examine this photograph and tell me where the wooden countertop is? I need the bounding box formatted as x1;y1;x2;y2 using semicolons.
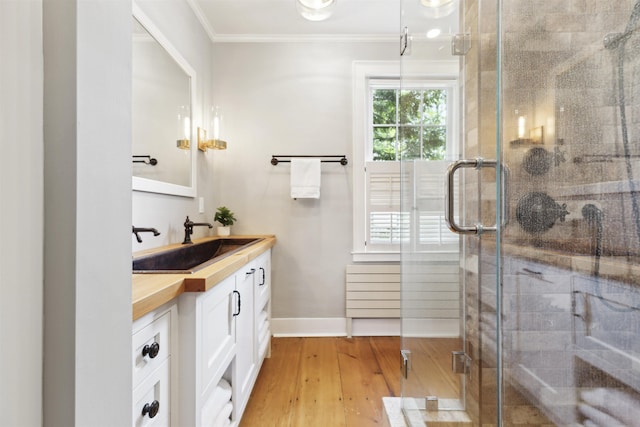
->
132;235;276;320
482;237;640;284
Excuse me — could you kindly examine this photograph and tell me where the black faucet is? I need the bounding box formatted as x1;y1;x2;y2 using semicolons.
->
132;226;160;243
182;216;213;244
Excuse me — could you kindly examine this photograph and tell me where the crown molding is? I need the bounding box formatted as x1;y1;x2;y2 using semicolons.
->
210;33;399;43
186;0;399;44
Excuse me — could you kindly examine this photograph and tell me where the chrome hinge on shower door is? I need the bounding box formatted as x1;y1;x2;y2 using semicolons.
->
451;33;471;56
401;349;412;379
452;351;471;375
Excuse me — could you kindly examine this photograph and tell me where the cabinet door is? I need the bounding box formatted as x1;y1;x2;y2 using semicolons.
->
254;250;271;312
201;274;236;394
234;262;256;417
254;250;271;361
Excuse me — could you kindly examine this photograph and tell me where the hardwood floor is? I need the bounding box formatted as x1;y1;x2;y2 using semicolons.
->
240;337;400;427
240;336;461;427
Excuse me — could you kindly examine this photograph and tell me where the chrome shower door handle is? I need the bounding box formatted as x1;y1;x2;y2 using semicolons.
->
445;158;500;235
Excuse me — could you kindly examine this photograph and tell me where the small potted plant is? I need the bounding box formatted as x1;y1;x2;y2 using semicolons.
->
214;206;236;236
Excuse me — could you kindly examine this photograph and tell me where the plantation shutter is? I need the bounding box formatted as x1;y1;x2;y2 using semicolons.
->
365;161;409;250
414;160;459;250
365;160;458;252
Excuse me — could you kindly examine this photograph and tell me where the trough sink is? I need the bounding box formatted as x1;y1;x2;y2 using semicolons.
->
133;238;263;274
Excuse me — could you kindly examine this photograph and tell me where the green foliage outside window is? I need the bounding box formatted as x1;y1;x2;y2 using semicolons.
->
372;88;447;161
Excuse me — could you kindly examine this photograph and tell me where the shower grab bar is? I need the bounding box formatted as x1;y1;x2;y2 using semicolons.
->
445;158;506;235
270;155;348;166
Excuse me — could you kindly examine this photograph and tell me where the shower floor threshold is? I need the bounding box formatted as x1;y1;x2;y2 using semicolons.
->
383;397;471;427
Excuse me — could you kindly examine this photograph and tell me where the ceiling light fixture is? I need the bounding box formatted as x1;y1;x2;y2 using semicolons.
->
296;0;336;22
426;28;441;39
420;0;457;19
421;0;454;6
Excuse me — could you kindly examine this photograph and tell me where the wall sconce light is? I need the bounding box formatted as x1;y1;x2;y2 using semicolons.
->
198;128;228;151
510;117;544;146
296;0;336;22
198;106;228;152
176;105;191;150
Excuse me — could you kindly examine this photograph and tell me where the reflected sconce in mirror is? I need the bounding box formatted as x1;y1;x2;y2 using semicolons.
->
296;0;336;22
198;106;228;152
176;105;191;150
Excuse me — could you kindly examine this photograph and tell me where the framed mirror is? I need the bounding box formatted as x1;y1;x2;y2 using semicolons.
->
132;5;197;197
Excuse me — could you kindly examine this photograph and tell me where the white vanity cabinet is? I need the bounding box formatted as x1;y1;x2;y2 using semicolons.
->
233;249;272;420
178;248;272;427
132;302;177;427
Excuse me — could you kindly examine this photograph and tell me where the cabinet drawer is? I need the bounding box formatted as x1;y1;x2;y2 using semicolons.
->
133;310;172;389
201;275;236;392
132;358;170;427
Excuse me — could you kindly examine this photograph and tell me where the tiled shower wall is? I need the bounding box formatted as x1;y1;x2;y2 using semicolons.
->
462;0;640;426
502;0;640;257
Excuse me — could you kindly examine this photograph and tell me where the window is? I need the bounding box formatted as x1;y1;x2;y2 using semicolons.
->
371;85;448;161
352;61;459;261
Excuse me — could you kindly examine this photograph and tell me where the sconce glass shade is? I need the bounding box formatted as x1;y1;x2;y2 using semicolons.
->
296;0;336;22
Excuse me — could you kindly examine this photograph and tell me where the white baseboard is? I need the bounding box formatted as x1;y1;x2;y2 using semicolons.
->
271;318;349;337
271;317;460;338
402;318;460;338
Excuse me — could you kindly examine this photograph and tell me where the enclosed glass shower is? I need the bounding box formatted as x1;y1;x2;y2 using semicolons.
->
399;1;640;425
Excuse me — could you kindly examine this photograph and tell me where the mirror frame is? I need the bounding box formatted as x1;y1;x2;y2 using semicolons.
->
132;3;197;198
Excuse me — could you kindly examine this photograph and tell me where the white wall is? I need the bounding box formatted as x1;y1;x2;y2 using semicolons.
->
43;0;132;425
210;40;454;329
210;41;398;322
132;1;216;251
0;2;43;425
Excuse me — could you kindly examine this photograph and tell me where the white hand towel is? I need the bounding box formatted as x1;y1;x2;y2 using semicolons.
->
202;380;232;425
290;159;321;199
213;402;233;427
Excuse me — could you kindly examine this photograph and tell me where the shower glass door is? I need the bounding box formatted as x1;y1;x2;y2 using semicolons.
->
398;0;468;424
401;1;640;426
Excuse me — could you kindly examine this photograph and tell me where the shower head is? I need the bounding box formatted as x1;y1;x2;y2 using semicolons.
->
604;0;640;50
604;32;631;50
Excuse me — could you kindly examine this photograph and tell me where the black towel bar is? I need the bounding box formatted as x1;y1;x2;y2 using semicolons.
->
133;155;158;166
270;155;347;166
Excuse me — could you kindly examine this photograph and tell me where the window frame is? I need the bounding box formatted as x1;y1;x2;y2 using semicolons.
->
352;60;459;262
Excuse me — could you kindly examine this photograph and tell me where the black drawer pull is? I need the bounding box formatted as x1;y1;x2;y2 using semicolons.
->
142;342;160;359
259;267;266;286
522;268;542;276
233;290;241;316
142;400;160;418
